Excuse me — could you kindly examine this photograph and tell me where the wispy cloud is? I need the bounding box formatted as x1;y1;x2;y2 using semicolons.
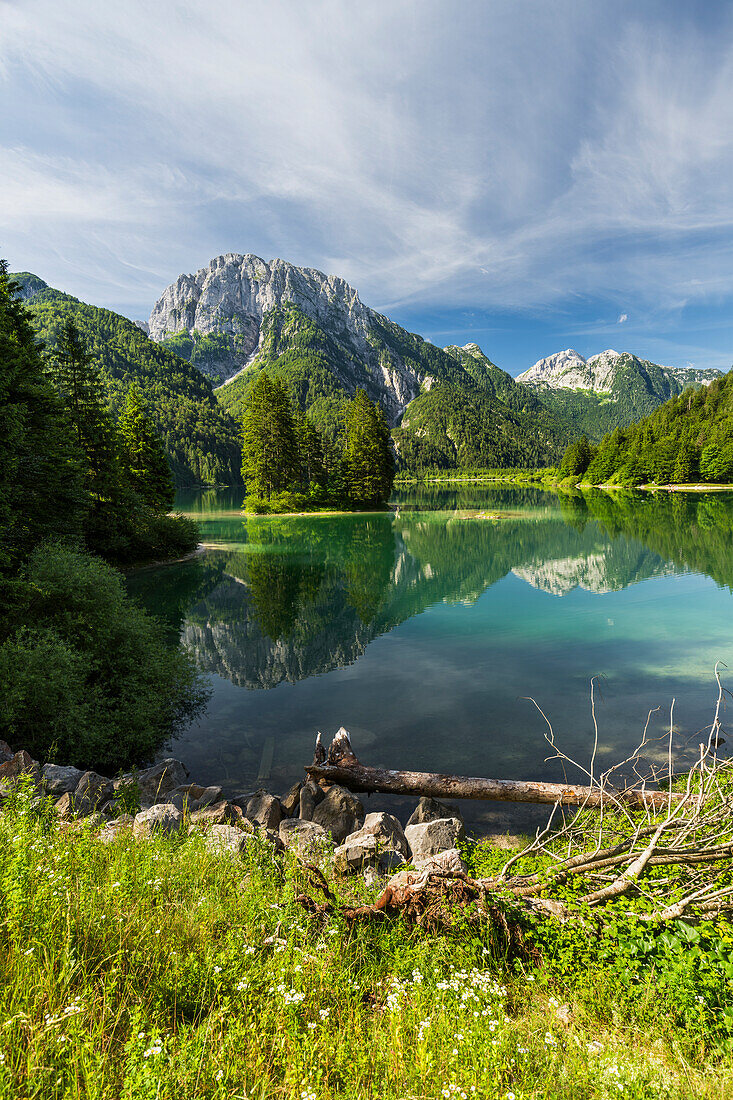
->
2;0;733;332
618;313;628;324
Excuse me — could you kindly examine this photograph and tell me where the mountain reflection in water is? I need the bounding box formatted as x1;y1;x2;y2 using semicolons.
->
128;487;733;827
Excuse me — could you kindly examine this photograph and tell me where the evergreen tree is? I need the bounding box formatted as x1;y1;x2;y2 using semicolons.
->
241;372;300;499
119;385;175;511
297;416;327;492
47;319;119;502
559;435;594;480
343;389;395;506
0;263;85;577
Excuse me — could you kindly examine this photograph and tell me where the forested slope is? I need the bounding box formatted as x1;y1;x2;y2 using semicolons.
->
14;274;241;486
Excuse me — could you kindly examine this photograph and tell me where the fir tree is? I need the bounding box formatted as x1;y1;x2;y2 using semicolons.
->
342;389;395;506
241;373;300;499
297;416;327;492
119;385;175;511
559;435;594;480
47;320;119;502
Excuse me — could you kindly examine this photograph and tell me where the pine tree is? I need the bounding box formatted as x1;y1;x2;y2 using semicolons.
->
118;385;175;511
297;416;327;492
47;319;120;502
559;435;594;480
342;389;395;506
0;262;85;577
241;373;300;499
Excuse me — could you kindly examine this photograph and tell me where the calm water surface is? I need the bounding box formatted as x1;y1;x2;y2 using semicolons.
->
128;485;733;829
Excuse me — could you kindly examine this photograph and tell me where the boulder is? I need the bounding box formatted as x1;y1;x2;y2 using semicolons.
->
245;789;282;831
98;815;134;844
377;849;407;874
54;792;76;818
406;796;464;828
0;750;41;788
257;827;285;853
334;832;377;873
298;780;325;821
405;817;465;862
203;824;252;856
42;764;84;796
73;771;114;816
0;740;14;764
413;847;467;875
116;759;189;807
280;782;302;817
311;785;364;844
188;786;224;812
190;802;251;828
133;804;184;838
279;818;329;856
166;783;207;810
360;812;409;857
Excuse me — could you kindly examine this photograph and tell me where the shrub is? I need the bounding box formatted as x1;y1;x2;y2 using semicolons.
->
0;543;208;772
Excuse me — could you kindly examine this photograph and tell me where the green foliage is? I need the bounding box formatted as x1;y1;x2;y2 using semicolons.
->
343;388;395;505
118;385;175;511
0;543;207;773
585;370;733;485
241;372;301;499
559;435;595;481
0;803;731;1098
15;273;242;486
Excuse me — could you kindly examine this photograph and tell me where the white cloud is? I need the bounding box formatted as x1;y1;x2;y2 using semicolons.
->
1;1;733;321
618;313;628;324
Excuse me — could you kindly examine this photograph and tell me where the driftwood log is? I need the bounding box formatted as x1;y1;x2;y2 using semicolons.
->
305;728;682;811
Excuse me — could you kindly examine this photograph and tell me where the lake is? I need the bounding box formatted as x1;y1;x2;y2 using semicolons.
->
128;485;733;830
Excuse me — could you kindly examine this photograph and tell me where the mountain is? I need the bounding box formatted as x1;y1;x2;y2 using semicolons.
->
13;273;242;486
148;254;572;469
516;348;723;441
582;366;733;485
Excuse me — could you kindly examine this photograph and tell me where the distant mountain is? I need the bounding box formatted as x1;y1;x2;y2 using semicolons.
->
148;254;572;469
13;273;241;487
516;348;723;441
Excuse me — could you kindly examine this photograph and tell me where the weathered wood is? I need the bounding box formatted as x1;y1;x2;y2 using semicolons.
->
306;728;681;810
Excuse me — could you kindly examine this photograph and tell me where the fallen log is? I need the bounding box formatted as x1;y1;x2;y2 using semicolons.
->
305;728;683;811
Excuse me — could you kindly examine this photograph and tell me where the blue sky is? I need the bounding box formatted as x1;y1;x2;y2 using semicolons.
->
2;0;733;376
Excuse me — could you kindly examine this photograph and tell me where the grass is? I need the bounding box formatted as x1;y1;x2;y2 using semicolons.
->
2;787;733;1099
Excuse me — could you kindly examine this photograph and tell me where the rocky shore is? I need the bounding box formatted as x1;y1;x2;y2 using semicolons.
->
0;742;495;879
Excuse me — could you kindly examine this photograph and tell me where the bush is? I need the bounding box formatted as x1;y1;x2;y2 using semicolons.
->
85;501;200;565
0;543;208;772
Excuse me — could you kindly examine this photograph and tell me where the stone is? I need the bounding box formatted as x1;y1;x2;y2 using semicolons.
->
245;789;282;831
0;750;41;787
405;818;465;862
166;783;207;811
257;827;285;853
278;818;329;856
133;804;184;838
73;771;114;816
280;782;302;817
42;764;84;796
0;740;14;764
377;849;407;874
298;780;325;822
405;796;464;828
203;824;252;856
334;833;377;874
185;786;224;812
413;847;467;875
98;815;134;844
55;792;76;818
190;802;251;828
116;759;189;807
311;785;364;844
360;812;409;857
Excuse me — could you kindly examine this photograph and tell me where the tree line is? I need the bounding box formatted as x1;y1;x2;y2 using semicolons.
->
558;370;733;486
0;262;204;773
240;371;395;512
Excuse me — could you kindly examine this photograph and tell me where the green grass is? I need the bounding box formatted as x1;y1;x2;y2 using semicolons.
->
2;787;733;1099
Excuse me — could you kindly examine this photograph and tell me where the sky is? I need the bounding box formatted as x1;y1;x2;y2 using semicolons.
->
2;0;733;376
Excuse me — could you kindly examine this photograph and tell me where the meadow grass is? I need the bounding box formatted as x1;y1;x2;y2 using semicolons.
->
2;787;733;1099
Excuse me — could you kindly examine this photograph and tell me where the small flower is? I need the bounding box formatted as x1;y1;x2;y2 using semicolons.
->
216;1070;223;1081
587;1040;603;1054
213;966;222;973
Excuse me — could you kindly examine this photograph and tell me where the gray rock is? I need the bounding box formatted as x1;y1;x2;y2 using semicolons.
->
405;818;465;862
116;759;189;808
0;740;13;764
279;818;329;856
203;824;252;856
166;783;207;811
54;792;76;818
298;780;324;822
414;847;468;875
74;771;114;816
189;786;224;812
190;802;250;827
245;789;282;831
334;833;378;873
0;750;41;789
280;782;302;817
406;796;464;828
311;785;364;844
133;804;184;838
377;849;407;874
42;764;84;796
360;812;409;857
97;815;134;844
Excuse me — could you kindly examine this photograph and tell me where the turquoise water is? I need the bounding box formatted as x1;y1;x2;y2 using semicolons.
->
128;486;733;828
